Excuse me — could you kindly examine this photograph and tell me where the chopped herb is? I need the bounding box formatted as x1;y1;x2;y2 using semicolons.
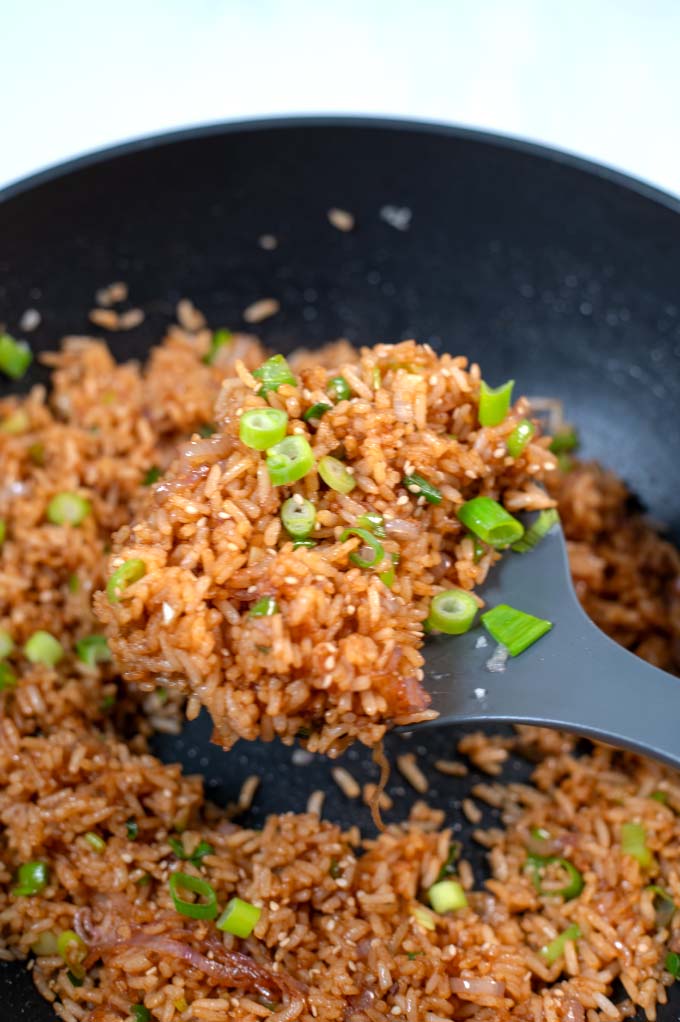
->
0;408;30;435
198;423;216;437
428;879;467;913
131;1006;151;1022
168;837;214;865
126;819;139;841
511;509;560;553
84;831;106;853
168;872;218;920
326;375;351;402
249;596;279;618
621;822;656;868
303;401;332;422
549;426;579;455
0;662;16;691
203;328;233;364
506;418;536;458
0;333;32;379
12;861;49;897
24;630;64;667
403;472;442;505
329;858;341;878
253;354;296;396
436;841;462;882
540;923;582;965
143;466;162;486
650;791;669;805
357;512;386;539
339;527;384;568
525;853;583;900
666;951;680;979
107;559;146;603
76;635;111;667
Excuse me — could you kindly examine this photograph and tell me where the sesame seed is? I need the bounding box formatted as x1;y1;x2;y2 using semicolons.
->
284;575;298;584
324;656;336;670
429;374;438;385
396;495;410;506
292;492;304;506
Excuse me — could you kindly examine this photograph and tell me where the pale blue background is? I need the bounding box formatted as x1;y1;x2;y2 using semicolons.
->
3;0;680;194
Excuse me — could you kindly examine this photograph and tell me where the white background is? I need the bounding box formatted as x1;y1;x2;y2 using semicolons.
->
3;0;680;195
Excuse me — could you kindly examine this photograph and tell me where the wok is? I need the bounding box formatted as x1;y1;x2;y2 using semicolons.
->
1;117;679;1020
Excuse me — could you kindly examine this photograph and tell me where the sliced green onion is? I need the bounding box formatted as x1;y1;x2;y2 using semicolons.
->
67;573;80;593
329;858;341;879
478;379;514;427
549;426;579;455
469;534;486;563
436;842;462;882
647;885;676;927
426;590;478;635
326;375;351;402
372;367;382;389
12;861;49;897
357;512;386;539
266;435;314;486
28;441;45;465
540;923;582;965
511;509;560;553
525;853;583;900
340;527;384;568
403;472;442;505
107;559;146;603
126;818;139;841
24;630;64;667
198;423;216;437
0;333;33;379
216;896;262;937
411;904;436;931
131;1006;151;1022
31;931;59;956
239;407;288;451
46;492;91;526
506;418;536;458
281;496;317;539
0;662;17;690
293;538;316;549
650;790;669;804
666;951;680;980
407;951;423;960
168;837;214;865
0;630;14;659
203;328;233;365
482;604;552;656
57;929;87;974
253;354;296;396
378;553;398;589
67;969;84;987
427;879;467;913
621;822;655;868
303;401;332;423
0;519;5;545
76;635;111;667
143;466;162;486
84;831;106;853
249;596;279;618
1;408;30;435
318;454;356;494
169;871;218;920
457;497;524;548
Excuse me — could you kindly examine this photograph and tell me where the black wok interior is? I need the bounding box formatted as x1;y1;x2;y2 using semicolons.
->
1;118;680;1019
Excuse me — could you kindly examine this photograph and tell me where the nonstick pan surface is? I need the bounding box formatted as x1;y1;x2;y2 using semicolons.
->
1;117;680;1020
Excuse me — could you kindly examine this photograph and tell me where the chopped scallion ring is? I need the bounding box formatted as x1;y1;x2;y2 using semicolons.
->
318;455;356;494
24;630;64;667
549;426;579;455
0;629;14;659
0;333;33;379
326;375;351;402
131;1006;151;1022
266;435;314;485
540;923;582;964
143;466;162;486
12;860;49;897
249;596;279;618
293;538;316;549
506;418;536;458
339;527;384;568
0;662;16;691
107;559;147;603
666;951;680;980
281;496;317;539
239;407;288;451
426;590;478;635
253;354;296;396
303;401;332;422
168;871;218;920
76;635;111;667
621;821;656;868
46;492;91;526
525;853;583;900
203;328;232;365
403;472;442;505
357;512;386;539
1;409;30;435
216;896;262;937
478;379;514;427
57;929;87;978
427;879;467;913
481;604;552;656
457;497;524;548
511;509;560;553
84;831;106;853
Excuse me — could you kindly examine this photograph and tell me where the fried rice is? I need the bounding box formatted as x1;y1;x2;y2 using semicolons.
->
1;306;680;1022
